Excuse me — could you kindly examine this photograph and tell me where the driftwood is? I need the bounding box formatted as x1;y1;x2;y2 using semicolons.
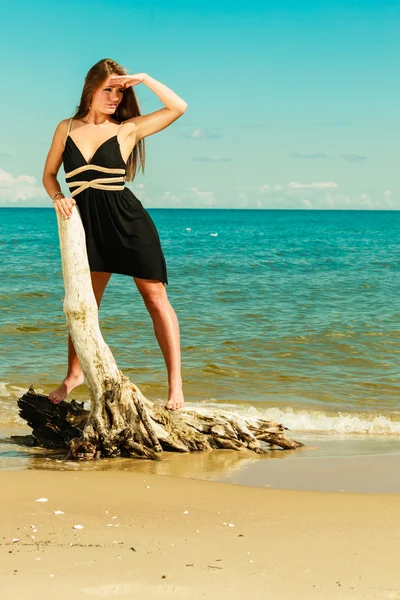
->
16;386;302;458
16;207;303;460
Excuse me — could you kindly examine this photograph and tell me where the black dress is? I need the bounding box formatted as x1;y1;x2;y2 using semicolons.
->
62;125;168;284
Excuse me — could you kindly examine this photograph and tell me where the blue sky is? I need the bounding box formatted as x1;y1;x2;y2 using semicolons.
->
0;0;399;209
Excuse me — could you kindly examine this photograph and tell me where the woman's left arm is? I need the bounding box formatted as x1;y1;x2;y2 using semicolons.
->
110;73;188;140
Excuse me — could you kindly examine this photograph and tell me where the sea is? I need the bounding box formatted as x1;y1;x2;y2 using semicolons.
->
1;208;400;475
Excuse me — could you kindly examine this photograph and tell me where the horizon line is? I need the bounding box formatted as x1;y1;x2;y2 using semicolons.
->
0;207;398;212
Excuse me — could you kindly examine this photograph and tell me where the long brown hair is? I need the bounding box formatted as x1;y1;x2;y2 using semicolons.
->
73;58;145;181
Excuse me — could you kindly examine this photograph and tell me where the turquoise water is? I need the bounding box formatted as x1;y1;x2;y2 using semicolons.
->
1;208;400;435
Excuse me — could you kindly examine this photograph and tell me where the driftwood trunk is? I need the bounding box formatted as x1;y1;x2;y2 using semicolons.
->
17;208;303;459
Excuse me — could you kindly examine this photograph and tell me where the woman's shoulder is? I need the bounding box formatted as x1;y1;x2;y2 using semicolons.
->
57;118;72;128
54;118;72;137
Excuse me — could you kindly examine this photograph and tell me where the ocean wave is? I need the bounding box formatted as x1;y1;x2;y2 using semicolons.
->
1;380;400;435
0;382;41;426
196;402;400;435
262;407;400;435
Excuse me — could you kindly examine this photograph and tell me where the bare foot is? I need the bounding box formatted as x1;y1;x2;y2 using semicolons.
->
165;389;185;411
48;374;84;404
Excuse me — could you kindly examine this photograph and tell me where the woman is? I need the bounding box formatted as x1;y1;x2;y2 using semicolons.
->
42;58;187;411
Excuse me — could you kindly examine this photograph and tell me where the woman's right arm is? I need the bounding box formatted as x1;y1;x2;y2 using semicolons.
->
42;120;76;219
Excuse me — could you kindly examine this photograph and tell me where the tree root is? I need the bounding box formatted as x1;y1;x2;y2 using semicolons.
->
15;385;304;460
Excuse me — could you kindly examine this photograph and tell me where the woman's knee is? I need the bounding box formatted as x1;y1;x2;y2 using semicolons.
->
142;291;168;314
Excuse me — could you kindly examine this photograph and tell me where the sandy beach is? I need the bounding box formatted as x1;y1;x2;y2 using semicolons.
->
1;469;399;599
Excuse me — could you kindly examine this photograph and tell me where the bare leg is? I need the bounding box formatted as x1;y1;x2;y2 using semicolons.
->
48;272;112;404
134;278;184;410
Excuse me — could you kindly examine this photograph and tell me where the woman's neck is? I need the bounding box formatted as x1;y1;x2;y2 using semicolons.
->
82;111;113;126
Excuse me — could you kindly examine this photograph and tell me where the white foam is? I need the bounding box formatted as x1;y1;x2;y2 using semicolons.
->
260;407;400;435
189;401;400;435
0;381;48;426
0;381;29;400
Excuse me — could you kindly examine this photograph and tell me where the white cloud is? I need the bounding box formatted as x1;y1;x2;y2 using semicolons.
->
316;121;351;127
0;168;42;204
231;182;396;210
140;187;217;209
114;182;399;210
188;128;206;139
17;175;37;184
186;128;222;140
192;156;231;162
289;181;338;190
383;190;393;208
341;154;367;163
185;187;215;207
161;190;185;207
301;199;313;209
291;153;328;160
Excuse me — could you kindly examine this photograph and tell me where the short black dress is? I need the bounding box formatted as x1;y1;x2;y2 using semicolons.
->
62;123;168;284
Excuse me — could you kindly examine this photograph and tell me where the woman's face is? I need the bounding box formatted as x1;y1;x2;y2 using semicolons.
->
91;77;124;114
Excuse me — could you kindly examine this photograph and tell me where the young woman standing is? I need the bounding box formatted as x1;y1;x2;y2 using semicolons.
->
42;58;187;410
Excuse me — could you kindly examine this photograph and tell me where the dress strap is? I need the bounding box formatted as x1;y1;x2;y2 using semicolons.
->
64;118;73;145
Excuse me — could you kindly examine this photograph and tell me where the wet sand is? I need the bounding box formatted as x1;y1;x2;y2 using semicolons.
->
1;469;400;599
2;427;400;494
